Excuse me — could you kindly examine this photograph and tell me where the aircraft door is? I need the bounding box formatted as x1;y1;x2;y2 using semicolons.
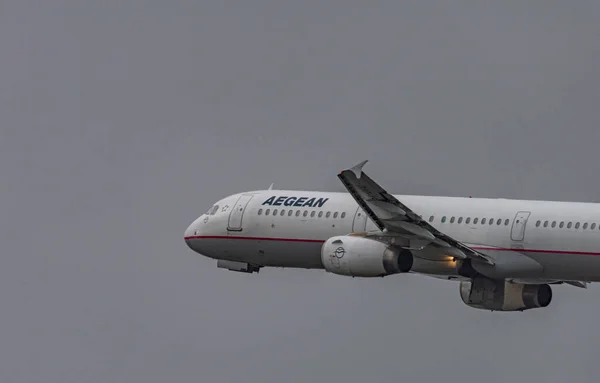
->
352;207;368;232
510;211;531;241
227;194;254;231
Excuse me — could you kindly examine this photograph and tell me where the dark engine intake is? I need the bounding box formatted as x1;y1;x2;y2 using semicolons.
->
460;278;552;311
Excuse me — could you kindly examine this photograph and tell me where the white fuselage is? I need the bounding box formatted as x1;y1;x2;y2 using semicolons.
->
184;190;600;282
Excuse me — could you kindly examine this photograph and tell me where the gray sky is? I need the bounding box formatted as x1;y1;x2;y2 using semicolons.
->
2;1;600;382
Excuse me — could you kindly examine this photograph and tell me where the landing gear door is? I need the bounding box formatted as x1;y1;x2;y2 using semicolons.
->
227;194;253;231
352;207;367;232
510;211;531;241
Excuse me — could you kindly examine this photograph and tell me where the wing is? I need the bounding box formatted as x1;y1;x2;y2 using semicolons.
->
337;160;495;265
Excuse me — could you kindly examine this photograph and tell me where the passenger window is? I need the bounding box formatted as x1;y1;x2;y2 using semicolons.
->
280;210;285;216
473;218;478;224
482;218;486;224
552;221;556;228
536;220;540;227
559;222;564;228
442;216;447;223
504;219;509;226
450;217;455;223
318;211;323;218
341;212;346;218
593;223;597;230
583;222;588;229
465;217;471;224
326;212;331;218
489;219;493;225
575;222;580;229
273;209;278;215
333;212;338;218
429;216;434;222
457;217;462;224
544;221;548;227
288;210;293;216
496;219;501;225
567;222;572;229
311;211;315;217
303;211;308;217
258;209;263;215
295;210;300;217
265;209;270;215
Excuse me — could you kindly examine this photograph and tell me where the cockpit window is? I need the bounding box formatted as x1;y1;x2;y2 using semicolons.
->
206;205;219;215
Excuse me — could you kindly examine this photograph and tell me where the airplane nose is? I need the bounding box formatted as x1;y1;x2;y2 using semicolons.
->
184;217;210;256
184;219;198;248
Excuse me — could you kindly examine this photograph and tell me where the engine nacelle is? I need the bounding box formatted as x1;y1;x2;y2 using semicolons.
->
321;235;413;277
459;278;552;311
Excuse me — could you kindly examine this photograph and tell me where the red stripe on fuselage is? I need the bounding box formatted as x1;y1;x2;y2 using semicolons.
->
184;235;600;256
184;235;325;243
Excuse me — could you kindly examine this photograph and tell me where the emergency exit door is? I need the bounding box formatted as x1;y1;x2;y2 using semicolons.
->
510;211;531;241
352;207;368;232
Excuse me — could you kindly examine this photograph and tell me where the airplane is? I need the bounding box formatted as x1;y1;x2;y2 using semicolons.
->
184;160;599;312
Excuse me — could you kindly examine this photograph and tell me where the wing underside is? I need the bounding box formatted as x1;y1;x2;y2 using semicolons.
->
337;160;495;265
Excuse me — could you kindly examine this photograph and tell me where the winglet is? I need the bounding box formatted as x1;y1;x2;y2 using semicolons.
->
267;183;274;190
346;160;368;179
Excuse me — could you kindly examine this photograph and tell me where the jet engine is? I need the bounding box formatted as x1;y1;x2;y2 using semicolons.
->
459;278;552;311
320;235;413;277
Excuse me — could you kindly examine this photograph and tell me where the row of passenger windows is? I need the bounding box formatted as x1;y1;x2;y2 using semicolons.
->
432;215;600;231
258;208;346;219
433;216;511;226
535;220;598;230
257;208;600;232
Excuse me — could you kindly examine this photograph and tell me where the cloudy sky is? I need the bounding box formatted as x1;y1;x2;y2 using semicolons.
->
2;1;600;382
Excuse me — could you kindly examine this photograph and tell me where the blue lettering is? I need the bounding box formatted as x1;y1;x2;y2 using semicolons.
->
262;195;329;207
262;196;276;205
284;197;297;206
313;198;329;207
273;196;287;206
294;197;307;207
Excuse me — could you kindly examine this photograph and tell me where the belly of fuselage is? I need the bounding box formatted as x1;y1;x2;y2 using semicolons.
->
524;251;600;282
200;237;325;269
